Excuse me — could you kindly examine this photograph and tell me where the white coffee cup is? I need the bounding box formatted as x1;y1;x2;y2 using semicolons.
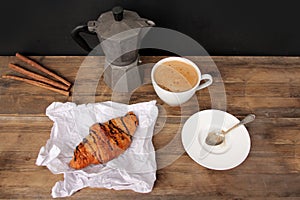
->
151;57;213;106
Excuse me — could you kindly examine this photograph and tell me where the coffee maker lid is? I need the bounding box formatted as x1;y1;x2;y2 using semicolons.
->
91;6;154;39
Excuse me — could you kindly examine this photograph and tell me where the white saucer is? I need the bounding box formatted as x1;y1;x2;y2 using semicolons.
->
181;109;251;170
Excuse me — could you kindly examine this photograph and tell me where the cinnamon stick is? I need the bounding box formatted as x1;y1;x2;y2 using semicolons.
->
15;53;71;87
2;75;70;96
8;63;69;91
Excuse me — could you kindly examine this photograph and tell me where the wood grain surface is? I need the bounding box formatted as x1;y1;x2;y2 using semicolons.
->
0;56;299;199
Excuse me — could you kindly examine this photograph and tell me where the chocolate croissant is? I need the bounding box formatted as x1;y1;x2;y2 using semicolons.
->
69;111;138;169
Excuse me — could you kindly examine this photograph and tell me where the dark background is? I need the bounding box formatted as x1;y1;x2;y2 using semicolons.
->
0;0;300;56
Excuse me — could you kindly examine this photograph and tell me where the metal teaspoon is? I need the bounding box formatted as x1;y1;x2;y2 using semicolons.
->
205;114;256;146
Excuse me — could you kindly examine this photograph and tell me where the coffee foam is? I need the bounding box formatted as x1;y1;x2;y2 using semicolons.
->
154;61;198;92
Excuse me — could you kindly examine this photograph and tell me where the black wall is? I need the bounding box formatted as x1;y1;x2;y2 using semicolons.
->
1;0;300;56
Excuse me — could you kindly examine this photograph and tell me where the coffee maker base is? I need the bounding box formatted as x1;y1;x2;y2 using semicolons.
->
104;58;143;92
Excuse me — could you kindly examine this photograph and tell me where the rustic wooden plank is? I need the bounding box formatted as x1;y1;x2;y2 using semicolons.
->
1;56;300;93
1;77;297;98
0;117;298;170
0;132;50;152
1;56;299;106
0;95;69;115
0;91;299;117
0;54;299;115
1;169;299;199
1;146;298;175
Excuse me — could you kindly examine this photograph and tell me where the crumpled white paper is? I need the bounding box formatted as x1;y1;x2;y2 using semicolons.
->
36;100;158;198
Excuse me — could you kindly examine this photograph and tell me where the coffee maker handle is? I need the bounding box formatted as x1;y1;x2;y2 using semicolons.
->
71;25;96;52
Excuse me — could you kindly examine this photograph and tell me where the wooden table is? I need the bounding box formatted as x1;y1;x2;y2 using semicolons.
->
0;56;299;199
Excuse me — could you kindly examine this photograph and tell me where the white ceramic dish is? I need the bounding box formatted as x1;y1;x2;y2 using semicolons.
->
181;109;251;170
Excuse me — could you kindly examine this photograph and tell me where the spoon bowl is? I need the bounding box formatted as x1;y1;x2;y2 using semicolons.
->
205;114;255;146
205;131;226;146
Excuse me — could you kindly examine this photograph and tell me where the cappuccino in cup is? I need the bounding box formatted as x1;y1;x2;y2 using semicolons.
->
154;60;198;92
151;57;213;106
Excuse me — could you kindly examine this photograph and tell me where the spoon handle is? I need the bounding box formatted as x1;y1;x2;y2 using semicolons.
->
224;114;255;134
240;114;256;125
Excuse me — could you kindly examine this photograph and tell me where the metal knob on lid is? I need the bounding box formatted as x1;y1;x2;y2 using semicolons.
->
112;6;123;21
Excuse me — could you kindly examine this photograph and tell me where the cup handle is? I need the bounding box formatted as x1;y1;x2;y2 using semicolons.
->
196;74;213;91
